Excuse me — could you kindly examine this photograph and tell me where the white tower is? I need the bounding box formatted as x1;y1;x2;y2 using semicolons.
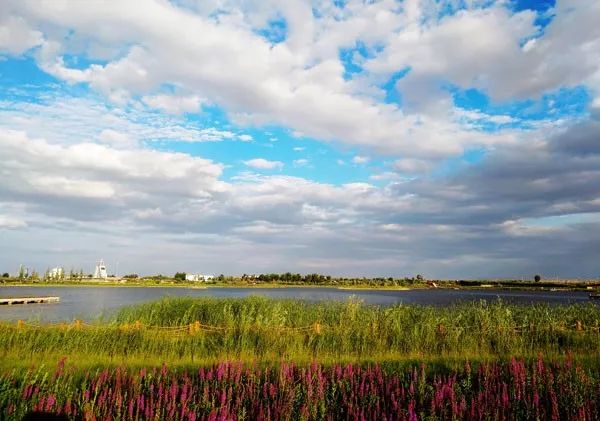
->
94;259;108;279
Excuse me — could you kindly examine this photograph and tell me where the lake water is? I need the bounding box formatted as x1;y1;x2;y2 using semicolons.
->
0;286;593;322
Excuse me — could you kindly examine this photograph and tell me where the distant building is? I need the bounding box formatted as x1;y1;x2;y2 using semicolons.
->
93;259;108;279
185;274;214;282
49;267;64;279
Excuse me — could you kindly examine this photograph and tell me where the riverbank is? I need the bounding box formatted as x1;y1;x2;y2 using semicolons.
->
2;279;599;292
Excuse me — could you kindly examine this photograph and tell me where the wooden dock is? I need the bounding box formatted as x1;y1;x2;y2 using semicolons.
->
0;296;60;305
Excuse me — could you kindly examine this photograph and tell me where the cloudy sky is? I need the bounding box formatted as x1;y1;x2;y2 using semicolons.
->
1;0;599;278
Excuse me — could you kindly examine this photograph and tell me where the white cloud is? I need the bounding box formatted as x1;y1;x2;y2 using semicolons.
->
293;158;309;167
243;158;284;170
3;0;558;159
0;95;235;145
370;172;410;182
238;134;253;142
457;109;517;125
2;119;600;277
0;15;42;55
367;1;600;103
0;215;27;229
142;94;203;114
98;129;138;149
352;155;369;164
394;158;432;173
293;146;305;151
0;128;227;207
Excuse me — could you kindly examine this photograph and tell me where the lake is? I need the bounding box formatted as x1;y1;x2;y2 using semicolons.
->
0;286;593;322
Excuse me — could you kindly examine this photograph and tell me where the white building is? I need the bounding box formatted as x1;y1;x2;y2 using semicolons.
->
93;259;108;279
185;274;214;282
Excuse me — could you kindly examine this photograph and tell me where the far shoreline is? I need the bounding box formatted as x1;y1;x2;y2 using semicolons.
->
1;279;598;292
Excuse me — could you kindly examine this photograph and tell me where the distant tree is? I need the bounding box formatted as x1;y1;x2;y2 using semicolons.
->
415;274;425;282
534;274;541;283
123;274;139;279
2;273;9;278
174;272;186;281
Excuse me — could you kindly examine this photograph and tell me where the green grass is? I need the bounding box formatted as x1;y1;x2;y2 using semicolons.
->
1;297;599;369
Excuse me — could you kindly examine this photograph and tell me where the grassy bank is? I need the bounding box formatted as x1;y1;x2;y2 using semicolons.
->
1;297;599;368
3;278;600;291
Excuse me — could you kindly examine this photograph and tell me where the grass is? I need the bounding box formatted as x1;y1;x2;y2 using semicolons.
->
1;297;599;368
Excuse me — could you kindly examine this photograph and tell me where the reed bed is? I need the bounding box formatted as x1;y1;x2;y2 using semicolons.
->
1;357;598;420
1;297;599;365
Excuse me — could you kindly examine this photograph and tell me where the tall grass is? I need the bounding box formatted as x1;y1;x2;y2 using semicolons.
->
1;297;599;366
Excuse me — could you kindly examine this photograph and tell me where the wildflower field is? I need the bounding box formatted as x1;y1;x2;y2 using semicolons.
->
1;357;599;420
1;297;600;419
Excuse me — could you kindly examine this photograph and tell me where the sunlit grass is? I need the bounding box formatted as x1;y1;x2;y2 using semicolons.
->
1;297;599;368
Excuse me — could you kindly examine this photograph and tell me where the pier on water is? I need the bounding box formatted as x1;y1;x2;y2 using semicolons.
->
0;296;60;305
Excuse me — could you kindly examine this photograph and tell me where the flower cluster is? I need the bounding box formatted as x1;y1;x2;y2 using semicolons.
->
1;357;598;420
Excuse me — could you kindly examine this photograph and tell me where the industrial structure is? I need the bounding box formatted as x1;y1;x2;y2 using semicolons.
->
93;259;108;279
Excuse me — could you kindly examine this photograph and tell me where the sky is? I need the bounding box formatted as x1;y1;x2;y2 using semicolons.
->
0;0;599;279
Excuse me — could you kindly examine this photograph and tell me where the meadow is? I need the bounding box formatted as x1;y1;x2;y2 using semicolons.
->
1;297;600;419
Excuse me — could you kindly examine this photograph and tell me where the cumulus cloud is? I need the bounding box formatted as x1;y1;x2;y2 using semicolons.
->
293;158;309;167
0;128;227;220
367;1;600;103
2;118;600;277
1;1;600;277
141;94;203;114
243;158;284;170
0;15;42;55
352;155;369;164
394;158;432;174
1;0;562;159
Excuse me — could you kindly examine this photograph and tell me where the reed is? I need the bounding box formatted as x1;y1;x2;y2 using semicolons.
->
0;297;599;366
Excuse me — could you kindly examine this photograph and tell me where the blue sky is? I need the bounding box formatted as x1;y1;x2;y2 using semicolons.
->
1;0;599;278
